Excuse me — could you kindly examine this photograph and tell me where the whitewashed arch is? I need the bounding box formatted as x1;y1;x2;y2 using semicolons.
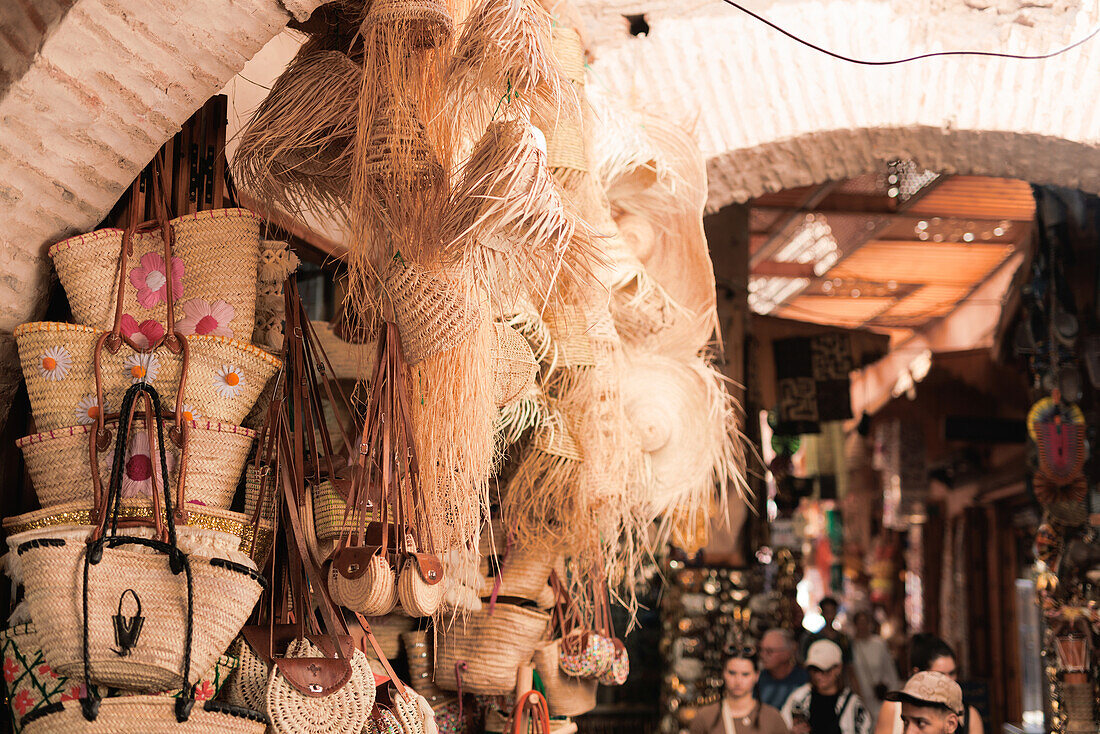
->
582;0;1100;209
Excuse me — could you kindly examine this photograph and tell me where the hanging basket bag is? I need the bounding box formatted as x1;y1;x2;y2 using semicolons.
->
596;638;629;686
396;554;445;618
16;322;281;433
20;697;266;734
3;500;271;569
531;640;596;718
265;637;376;734
48;208;262;342
15;384;265;695
19;417;254;511
332;549;400;617
434;604;549;695
1;624;239;734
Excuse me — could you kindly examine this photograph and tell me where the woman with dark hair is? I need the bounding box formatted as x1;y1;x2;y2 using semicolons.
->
872;635;984;734
691;647;790;734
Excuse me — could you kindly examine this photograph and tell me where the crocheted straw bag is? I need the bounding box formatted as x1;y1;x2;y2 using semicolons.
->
492;323;538;408
384;258;480;366
434;604;549;695
16;322;281;433
531;641;596;717
15;384;264;695
0;624;239;734
19;417;254;511
48;208;262;342
265;638;375;734
360;99;444;195
20;697;267;734
360;0;454;50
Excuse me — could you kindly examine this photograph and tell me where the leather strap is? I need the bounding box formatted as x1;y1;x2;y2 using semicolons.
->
353;613;412;703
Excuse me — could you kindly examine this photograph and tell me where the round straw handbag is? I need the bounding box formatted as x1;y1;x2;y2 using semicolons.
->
434;604;550;695
531;640;596;717
48;208;262;342
19;417;254;511
15;384;265;695
596;638;629;686
16;322;281;432
333;552;399;616
558;631;614;679
265;638;375;734
20;697;266;733
397;554;445;618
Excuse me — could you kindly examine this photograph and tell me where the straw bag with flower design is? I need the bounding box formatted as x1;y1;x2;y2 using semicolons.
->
22;168;279;436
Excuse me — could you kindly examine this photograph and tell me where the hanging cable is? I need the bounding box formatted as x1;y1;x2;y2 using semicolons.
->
717;0;1100;65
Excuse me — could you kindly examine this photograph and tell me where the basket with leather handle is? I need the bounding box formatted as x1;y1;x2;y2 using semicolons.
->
552;572;614;679
49;155;260;341
508;690;551;734
593;577;628;686
24;168;278;433
15;382;264;703
19;698;267;734
433;602;550;695
351;613;429;734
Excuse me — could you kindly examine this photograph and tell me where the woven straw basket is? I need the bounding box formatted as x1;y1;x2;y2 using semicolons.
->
482;548;557;602
364;613;417;660
1;624;240;734
492;323;538;408
16;323;281;432
3;500;272;570
397;559;445;618
312;480;380;544
15;530;263;693
334;554;399;616
21;697;266;734
401;630;451;708
48;208;262;342
19;418;255;511
532;640;597;717
434;604;549;695
384;259;480;366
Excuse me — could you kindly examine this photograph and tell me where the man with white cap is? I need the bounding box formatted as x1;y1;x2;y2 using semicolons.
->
884;672;964;734
781;639;871;734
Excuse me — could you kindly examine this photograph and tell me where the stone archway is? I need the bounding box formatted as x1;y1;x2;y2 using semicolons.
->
580;0;1100;209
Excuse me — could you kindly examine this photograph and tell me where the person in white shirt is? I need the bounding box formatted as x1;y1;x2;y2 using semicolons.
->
850;610;901;721
782;640;872;734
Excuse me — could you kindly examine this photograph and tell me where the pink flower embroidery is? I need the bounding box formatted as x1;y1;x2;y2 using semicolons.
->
119;315;165;349
61;684;85;702
129;252;184;309
12;689;34;715
193;680;215;702
3;657;17;683
175;299;235;339
107;429;176;499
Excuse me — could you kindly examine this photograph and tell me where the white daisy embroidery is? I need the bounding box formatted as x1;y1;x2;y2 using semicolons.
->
122;352;160;384
179;404;200;422
74;394;107;425
214;365;244;398
38;346;72;381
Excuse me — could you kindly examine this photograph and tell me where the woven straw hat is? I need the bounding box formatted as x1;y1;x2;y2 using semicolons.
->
492;323;538;407
620;352;731;516
361;0;455;50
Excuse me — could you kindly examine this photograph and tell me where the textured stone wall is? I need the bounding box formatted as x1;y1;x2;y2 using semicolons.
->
577;0;1100;210
0;0;321;429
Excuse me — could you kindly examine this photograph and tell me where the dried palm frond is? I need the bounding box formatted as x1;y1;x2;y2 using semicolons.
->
233;49;360;220
496;385;544;446
446;120;601;301
445;0;578;140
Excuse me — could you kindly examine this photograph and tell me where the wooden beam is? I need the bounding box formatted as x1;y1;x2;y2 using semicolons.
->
750;260;817;278
236;192;347;263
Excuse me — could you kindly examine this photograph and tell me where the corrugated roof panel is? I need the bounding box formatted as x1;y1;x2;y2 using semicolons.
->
906;177;1035;220
777;296;894;327
829;242;1013;286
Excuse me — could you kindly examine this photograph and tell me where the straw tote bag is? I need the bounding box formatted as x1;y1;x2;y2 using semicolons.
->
19;698;267;734
0;624;239;734
15;384;264;698
433;603;550;695
49;183;261;341
531;641;596;718
19;417;255;511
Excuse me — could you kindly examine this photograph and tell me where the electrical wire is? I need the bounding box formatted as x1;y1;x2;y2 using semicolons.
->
718;0;1100;65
